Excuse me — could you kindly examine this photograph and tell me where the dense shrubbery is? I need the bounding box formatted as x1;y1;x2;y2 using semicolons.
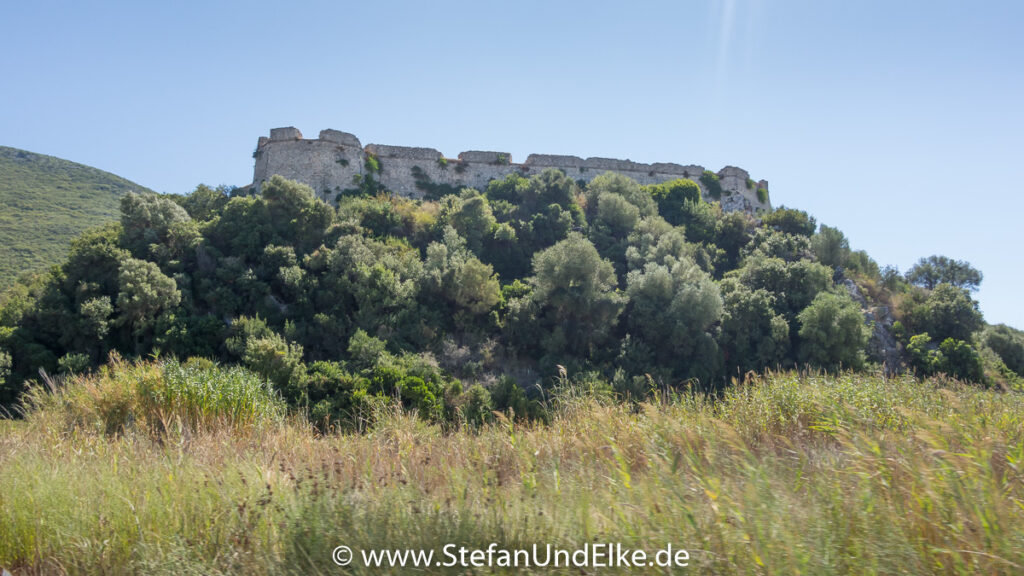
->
0;169;1007;427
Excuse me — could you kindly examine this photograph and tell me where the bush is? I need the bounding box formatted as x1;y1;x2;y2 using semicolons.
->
904;283;983;343
699;170;723;200
982;324;1024;377
491;375;541;420
762;207;816;237
907;333;984;383
938;338;984;383
364;153;381;173
907;333;942;376
719;282;790;375
57;352;91;375
811;225;850;268
0;350;10;391
797;291;867;371
645;178;701;226
242;333;307;400
451;383;492;426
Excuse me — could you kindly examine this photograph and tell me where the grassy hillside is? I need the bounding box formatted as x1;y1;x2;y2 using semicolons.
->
2;364;1022;574
0;146;155;289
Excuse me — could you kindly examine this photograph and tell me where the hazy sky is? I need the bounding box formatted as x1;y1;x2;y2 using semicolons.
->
2;1;1022;328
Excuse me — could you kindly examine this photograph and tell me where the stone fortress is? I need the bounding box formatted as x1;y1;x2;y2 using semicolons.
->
252;127;771;213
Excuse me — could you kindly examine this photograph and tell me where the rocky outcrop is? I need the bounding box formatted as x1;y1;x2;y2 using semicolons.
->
843;278;903;373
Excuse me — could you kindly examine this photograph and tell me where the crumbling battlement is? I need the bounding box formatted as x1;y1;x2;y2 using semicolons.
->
252;127;771;213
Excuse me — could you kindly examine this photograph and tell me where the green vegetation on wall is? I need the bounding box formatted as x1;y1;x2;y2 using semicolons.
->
699;170;723;200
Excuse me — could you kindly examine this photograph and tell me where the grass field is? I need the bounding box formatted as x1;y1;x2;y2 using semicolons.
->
0;146;155;289
1;362;1022;574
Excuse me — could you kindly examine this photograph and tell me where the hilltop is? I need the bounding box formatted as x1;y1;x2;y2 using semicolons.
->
0;146;155;289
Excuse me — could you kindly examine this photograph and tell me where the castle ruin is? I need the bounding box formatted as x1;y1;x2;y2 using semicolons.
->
252;127;771;213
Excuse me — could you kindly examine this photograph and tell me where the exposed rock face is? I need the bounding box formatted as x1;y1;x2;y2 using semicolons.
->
843;278;903;373
251;127;772;213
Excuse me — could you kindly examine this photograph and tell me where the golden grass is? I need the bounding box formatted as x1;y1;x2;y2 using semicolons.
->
1;369;1022;574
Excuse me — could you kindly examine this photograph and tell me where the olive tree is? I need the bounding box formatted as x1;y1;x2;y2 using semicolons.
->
797;291;867;371
527;233;626;359
906;255;983;291
625;257;723;382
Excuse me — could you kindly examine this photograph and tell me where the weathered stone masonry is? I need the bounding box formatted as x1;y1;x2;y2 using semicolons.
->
252;127;771;213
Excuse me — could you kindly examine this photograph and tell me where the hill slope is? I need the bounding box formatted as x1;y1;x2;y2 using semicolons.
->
0;146;155;288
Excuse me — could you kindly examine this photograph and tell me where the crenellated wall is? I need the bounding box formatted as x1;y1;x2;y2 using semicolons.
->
251;127;771;213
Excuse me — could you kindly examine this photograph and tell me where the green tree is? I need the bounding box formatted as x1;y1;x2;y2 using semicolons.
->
645;178;701;226
744;229;812;263
902;283;984;343
938;338;984;383
731;256;833;321
907;333;984;383
261;175;335;255
243;332;307;398
526;233;626;360
304;360;372;430
673;198;717;246
719;281;790;375
982;324;1024;377
584;172;657;220
624;216;704;273
906;255;983;291
180;184;231;221
482;170;582;280
115;258;181;350
423;228;501;329
440;191;497;256
811;225;850;268
762;206;817;237
347;328;387;370
907;333;943;376
119;192;194;260
713;210;754;270
454;384;493;426
845;250;880;279
624;258;723;382
588;192;641;275
0;349;10;392
203;195;271;261
77;295;113;359
797;291;867;370
317;234;426;350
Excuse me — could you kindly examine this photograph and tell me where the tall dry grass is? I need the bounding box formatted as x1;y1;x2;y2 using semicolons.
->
20;355;284;437
0;366;1022;574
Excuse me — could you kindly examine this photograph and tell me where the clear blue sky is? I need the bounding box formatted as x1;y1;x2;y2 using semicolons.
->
2;1;1022;328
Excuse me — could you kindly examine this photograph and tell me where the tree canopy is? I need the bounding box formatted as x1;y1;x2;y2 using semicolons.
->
0;170;1003;424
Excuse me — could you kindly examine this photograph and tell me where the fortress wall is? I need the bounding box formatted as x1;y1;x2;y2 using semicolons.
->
252;128;772;211
374;153;519;198
254;128;365;202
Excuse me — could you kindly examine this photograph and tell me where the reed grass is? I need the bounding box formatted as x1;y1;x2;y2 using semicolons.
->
1;367;1022;574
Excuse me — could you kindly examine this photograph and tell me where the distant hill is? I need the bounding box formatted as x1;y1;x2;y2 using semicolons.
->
0;146;155;289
